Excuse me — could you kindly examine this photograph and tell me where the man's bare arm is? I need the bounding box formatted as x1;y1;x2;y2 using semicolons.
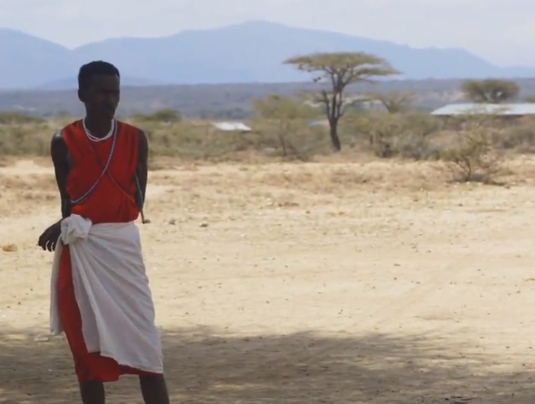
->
136;129;149;205
50;132;71;218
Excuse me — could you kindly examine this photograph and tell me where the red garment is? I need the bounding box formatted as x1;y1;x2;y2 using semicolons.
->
57;120;159;382
64;120;139;225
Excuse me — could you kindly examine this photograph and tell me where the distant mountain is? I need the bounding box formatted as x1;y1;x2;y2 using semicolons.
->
0;29;75;88
38;76;165;90
1;20;535;89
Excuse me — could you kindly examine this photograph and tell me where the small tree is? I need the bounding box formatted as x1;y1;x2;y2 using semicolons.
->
252;94;319;157
525;95;535;103
440;115;504;183
131;108;182;123
374;91;415;113
283;52;399;151
461;79;519;103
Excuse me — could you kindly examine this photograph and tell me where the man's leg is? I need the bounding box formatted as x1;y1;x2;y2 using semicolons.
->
58;249;107;404
79;380;105;404
139;375;170;404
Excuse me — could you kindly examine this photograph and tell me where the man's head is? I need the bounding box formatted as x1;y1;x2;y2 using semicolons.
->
78;61;120;121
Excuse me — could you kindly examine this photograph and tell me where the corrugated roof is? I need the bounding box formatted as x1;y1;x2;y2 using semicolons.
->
431;103;535;116
211;122;252;131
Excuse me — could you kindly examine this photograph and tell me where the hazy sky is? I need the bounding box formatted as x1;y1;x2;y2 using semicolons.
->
2;0;534;66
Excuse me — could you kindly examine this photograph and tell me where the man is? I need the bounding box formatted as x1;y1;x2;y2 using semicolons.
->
38;61;170;404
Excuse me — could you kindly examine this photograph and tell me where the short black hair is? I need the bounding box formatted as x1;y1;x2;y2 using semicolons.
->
78;61;120;90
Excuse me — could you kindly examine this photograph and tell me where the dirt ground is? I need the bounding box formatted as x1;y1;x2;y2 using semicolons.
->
2;158;535;403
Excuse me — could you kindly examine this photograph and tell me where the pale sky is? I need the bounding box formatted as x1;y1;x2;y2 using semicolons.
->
1;0;534;66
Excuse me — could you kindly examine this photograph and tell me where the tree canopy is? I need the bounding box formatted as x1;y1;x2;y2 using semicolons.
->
461;79;519;104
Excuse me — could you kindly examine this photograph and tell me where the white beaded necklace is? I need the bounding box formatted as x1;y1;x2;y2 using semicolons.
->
82;118;116;142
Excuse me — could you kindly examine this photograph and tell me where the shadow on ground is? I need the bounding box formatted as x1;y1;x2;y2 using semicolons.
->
0;326;532;403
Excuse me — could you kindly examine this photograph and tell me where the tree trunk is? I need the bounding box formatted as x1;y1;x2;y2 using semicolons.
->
278;121;287;157
329;119;341;151
278;134;287;157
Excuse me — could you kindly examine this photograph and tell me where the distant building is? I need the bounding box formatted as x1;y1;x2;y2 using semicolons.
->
211;122;252;132
308;120;329;127
431;103;535;117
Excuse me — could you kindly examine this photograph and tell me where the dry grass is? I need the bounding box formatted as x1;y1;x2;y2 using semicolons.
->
2;111;535;180
4;111;535;402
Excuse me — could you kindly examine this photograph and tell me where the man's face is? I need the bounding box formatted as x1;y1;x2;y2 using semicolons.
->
81;74;120;120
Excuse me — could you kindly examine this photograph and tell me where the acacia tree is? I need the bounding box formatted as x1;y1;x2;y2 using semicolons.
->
284;52;399;151
460;79;519;103
253;94;318;156
374;91;415;113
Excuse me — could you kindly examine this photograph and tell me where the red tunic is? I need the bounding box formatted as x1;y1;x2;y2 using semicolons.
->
57;120;159;382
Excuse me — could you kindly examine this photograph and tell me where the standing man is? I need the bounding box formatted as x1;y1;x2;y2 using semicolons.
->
38;61;171;404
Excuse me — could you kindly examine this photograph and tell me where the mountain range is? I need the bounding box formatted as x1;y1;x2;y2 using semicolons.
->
2;20;535;90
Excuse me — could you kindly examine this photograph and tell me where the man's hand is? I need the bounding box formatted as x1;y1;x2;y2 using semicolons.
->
38;220;62;251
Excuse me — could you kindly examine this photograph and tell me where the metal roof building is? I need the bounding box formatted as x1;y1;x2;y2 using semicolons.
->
211;122;252;131
431;103;535;116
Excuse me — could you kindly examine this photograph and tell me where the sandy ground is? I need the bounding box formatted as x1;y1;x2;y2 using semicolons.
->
2;158;535;403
